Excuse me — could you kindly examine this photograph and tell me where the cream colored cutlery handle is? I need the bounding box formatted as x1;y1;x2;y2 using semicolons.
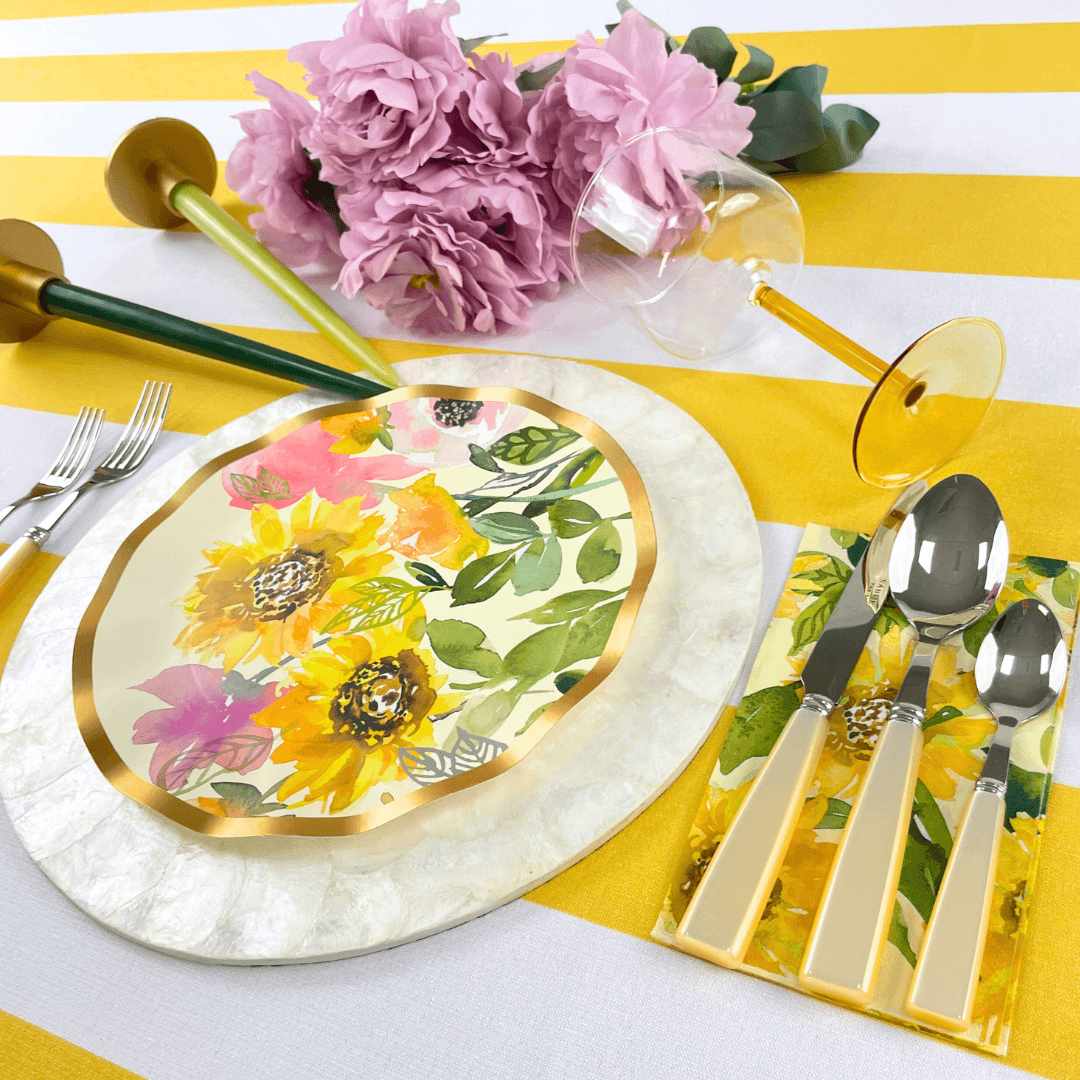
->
676;704;830;967
906;787;1004;1031
0;533;43;596
799;718;923;1005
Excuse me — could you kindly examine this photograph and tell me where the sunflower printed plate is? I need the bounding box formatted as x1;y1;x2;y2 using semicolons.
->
74;386;654;836
653;523;1080;1057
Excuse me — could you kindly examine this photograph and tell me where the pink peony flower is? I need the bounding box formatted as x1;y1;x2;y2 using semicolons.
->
132;665;279;791
222;420;423;510
443;50;532;170
226;72;345;267
527;10;755;211
385;396;528;466
290;0;469;185
336;183;543;334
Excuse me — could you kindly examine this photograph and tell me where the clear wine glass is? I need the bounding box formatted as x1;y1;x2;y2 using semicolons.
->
569;128;1006;489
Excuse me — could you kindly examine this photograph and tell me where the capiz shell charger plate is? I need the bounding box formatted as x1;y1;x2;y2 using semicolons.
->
0;354;761;963
75;384;654;836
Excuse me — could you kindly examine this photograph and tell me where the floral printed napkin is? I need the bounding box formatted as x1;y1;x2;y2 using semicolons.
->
653;524;1080;1056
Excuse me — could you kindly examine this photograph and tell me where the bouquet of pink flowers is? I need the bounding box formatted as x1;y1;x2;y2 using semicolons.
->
228;0;876;336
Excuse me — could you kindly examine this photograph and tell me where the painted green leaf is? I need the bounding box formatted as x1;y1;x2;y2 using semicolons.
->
219;670;273;700
898;819;949;922
577;519;622;582
516;699;551;736
548;499;601;538
792;553;850;590
923;705;964;731
817;797;851;831
681;26;737;80
504;623;573;679
735;43;775;85
1052;567;1080;611
1041;724;1055;766
522;448;602;517
468;444;503;473
229;466;290;504
788;103;879;173
513;534;563;595
719;682;801;774
471;512;542;544
830;528;860;550
208;779;286;815
455;689;516;738
555;669;587;695
789;580;845;654
963;604;999;659
450;549;516;606
487;424;580;466
888;900;917;968
1023;556;1069;579
1006;762;1050;826
512;588;623;625
426;619;503;678
874;605;908;636
912;779;953;856
558;600;622;670
743;89;825;161
320;577;430;634
406;561;449;588
846;534;870;565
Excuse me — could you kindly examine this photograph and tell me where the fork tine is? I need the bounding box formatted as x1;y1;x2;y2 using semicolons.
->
69;409;105;476
119;383;171;471
51;407;92;478
115;382;163;469
101;380;153;468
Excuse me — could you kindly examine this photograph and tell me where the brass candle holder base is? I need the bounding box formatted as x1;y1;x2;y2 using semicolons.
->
0;218;67;342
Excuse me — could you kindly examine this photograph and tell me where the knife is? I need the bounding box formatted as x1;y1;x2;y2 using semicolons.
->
675;482;927;969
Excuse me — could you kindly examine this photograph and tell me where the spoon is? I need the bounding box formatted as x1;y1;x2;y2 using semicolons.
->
906;600;1066;1030
799;474;1009;1006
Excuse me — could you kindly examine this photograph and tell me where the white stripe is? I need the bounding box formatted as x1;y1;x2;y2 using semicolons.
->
6;94;1080;178
1;0;1077;58
0;865;1039;1080
29;221;1080;410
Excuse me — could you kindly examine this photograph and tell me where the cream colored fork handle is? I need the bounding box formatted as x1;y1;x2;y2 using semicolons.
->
799;718;923;1005
0;533;43;596
676;705;829;967
906;788;1004;1031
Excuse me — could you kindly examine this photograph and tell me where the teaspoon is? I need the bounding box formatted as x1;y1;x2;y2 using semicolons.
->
800;474;1009;1006
906;600;1066;1030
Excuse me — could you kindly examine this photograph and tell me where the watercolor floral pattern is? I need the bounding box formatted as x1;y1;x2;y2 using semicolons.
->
88;394;645;826
652;525;1080;1058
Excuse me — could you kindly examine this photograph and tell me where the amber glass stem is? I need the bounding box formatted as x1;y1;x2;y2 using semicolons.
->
749;283;890;384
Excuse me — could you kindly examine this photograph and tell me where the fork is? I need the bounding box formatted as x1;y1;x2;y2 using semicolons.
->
0;406;105;527
0;381;172;596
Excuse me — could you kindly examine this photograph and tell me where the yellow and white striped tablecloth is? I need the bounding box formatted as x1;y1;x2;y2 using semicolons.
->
2;2;1080;1078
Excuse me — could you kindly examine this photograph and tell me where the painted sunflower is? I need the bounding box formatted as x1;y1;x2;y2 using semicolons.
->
321;407;392;454
174;493;391;670
256;625;463;813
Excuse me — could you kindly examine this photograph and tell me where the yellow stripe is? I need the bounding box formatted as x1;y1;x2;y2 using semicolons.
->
0;1011;144;1080
6;157;1080;282
4;23;1079;103
0;544;62;677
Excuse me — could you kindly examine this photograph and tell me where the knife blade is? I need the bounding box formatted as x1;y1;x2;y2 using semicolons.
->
675;483;928;970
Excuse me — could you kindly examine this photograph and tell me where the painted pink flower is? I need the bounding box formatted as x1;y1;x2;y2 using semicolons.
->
132;665;279;791
386;396;528;466
527;10;755;211
222;420;423;510
226;72;344;268
336;183;542;333
290;0;469;185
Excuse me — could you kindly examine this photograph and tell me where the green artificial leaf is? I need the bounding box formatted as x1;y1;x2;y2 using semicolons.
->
743;89;825;162
516;58;564;92
555;669;588;695
681;26;737;81
963;604;1000;660
456;689;516;738
817;797;851;831
788;103;880;173
734;43;774;85
758;63;827;109
888;900;917;968
558;601;622;669
548;498;601;538
789;580;845;655
487;424;580;466
450;549;517;606
469;444;503;473
300;150;347;234
1006;763;1050;826
471;512;542;544
229;466;291;504
426;619;503;678
912;779;953;856
577;519;622;582
719;682;802;774
898;818;949;922
614;0;680;51
1052;567;1080;611
513;534;563;595
1023;556;1069;579
458;33;507;54
504;623;573;679
512;587;624;625
1041;724;1055;766
923;704;964;731
320;577;431;634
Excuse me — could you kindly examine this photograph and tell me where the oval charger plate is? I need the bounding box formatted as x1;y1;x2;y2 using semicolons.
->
0;354;761;963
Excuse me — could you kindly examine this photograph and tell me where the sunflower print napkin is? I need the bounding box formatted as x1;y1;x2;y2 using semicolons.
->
652;524;1080;1056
